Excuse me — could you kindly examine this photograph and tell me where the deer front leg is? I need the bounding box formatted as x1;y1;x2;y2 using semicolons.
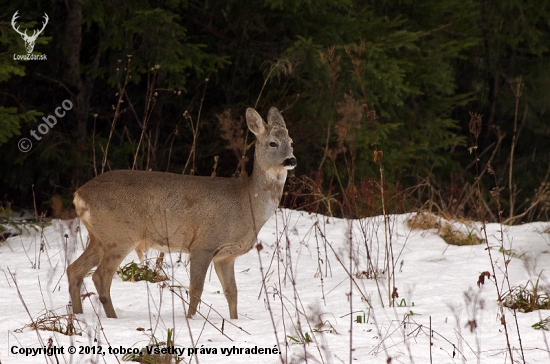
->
214;257;238;319
187;251;213;318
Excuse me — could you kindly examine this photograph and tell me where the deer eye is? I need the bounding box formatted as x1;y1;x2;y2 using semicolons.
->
269;142;278;148
291;142;294;148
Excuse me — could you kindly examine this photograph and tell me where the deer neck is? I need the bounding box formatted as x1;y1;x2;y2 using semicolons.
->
245;159;287;229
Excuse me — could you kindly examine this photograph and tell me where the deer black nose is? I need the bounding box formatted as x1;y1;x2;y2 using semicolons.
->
283;157;297;167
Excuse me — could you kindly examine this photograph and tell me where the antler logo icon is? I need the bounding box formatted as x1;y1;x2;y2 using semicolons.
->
11;11;49;54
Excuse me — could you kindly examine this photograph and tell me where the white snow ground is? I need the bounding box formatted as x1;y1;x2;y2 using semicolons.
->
1;209;549;364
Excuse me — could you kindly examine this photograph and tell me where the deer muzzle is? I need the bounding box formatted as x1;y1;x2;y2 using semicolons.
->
283;157;297;169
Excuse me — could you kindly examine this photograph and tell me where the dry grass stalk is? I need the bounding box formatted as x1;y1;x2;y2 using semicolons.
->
407;212;483;246
406;212;441;230
502;281;550;313
335;92;362;156
216;109;248;174
15;310;86;336
438;223;484;246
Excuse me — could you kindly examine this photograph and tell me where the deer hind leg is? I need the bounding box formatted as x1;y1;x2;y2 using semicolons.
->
92;243;133;318
213;257;238;319
67;231;103;315
135;241;147;262
187;250;213;318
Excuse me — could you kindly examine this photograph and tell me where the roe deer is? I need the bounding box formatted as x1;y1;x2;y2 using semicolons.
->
67;107;296;319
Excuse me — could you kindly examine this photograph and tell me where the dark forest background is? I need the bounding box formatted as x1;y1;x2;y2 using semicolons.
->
1;0;549;222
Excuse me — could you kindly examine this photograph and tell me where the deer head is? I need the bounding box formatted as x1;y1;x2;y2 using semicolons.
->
11;11;49;54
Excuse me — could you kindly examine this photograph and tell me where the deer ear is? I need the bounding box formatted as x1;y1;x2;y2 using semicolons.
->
246;108;267;136
267;107;286;128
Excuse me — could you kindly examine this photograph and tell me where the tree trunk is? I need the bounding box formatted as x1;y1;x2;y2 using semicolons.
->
63;0;88;146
